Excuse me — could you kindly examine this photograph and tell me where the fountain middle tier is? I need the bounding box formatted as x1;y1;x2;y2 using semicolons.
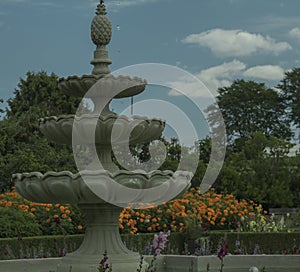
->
39;114;165;145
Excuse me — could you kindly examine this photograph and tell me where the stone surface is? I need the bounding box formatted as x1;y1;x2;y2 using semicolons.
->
58;74;147;98
13;170;191;205
39;114;165;145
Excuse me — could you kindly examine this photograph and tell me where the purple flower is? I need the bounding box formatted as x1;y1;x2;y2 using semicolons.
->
100;256;108;265
98;252;110;272
217;239;228;260
152;230;170;256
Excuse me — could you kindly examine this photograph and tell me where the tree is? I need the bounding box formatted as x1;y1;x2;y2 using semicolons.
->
277;68;300;128
215;132;294;208
0;71;82;191
211;80;291;144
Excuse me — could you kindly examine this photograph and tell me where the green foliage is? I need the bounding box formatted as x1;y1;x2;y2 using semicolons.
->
199;231;300;255
0;207;42;238
7;71;79;119
216;133;294;207
0;71;81;191
278;68;300;128
210;79;291;143
0;189;86;237
0;234;83;259
0;233;184;260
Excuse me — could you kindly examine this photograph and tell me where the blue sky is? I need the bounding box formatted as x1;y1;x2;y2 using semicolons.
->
1;0;300;141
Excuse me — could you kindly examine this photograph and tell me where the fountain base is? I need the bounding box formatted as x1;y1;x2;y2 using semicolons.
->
56;203;148;272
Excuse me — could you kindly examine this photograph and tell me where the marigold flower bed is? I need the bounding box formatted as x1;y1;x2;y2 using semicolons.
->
0;187;274;237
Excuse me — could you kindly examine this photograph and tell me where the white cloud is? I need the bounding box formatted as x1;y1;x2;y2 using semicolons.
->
243;65;284;80
289;28;300;42
168;61;286;97
182;28;292;57
169;60;246;97
196;60;246;94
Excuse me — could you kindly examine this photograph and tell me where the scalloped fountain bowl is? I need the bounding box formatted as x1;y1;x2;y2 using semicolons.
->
58;74;147;98
39;114;165;145
13;170;191;205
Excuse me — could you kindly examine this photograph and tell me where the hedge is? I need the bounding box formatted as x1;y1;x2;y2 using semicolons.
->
1;232;300;260
197;231;300;255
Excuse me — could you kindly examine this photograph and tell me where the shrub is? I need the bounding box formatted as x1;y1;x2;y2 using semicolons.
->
0;207;42;238
0;188;85;237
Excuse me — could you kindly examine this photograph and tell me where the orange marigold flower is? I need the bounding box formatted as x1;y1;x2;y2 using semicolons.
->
77;225;83;230
61;214;67;219
46;218;51;224
65;209;71;214
53;214;59;219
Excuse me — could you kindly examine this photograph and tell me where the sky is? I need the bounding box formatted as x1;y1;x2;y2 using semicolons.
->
1;0;300;143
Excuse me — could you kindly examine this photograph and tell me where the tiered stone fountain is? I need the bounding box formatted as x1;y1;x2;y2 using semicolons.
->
12;1;191;271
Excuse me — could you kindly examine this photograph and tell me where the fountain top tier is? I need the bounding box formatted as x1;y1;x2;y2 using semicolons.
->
58;1;146;99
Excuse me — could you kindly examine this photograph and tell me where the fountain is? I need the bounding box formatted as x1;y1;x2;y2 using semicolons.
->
12;1;192;271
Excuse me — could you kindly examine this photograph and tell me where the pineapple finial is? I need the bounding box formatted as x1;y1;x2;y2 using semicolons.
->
91;0;112;47
90;0;112;75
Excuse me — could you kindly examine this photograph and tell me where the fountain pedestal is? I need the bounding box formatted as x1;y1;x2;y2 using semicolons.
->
57;203;144;272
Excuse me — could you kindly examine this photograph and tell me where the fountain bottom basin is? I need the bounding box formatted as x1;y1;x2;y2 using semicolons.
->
1;255;299;272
